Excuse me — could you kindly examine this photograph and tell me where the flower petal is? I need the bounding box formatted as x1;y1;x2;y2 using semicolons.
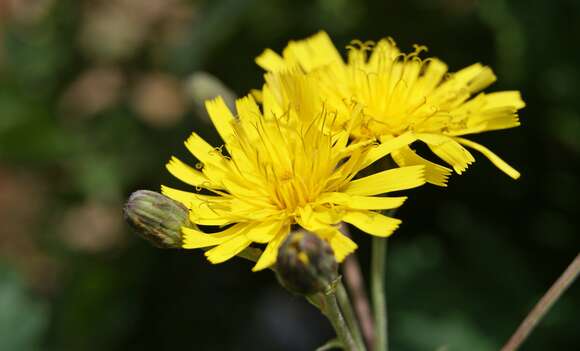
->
391;146;452;186
415;58;448;96
205;97;235;142
182;224;246;249
189;201;232;226
317;192;407;210
284;31;343;72
342;211;401;237
161;185;228;208
360;132;416;169
166;156;216;188
328;231;357;262
256;49;288;71
251;225;289;272
184;133;227;167
245;220;284;244
344;165;425;196
184;133;231;185
205;234;253;264
455;137;520;179
484;91;526;110
417;133;475;174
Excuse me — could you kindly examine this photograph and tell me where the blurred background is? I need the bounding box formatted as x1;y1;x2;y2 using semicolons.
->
0;0;578;350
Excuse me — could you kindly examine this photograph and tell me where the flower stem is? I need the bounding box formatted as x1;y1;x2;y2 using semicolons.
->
501;253;580;351
337;280;367;351
341;222;375;348
320;289;358;351
371;236;388;351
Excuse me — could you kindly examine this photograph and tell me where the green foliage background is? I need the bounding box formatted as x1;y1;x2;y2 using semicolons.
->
0;0;578;350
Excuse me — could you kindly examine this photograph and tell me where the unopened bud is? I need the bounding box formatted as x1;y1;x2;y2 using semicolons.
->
276;230;339;295
123;190;190;248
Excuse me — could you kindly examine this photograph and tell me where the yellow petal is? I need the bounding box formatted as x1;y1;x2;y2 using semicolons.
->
205;234;252;264
161;185;228;208
189;201;232;226
184;133;229;185
317;192;407;210
182;224;245;249
342;211;401;237
184;133;227;167
391;146;452;187
250;88;263;103
236;95;262;126
261;82;285;120
467;66;497;93
252;226;289;272
344;165;425;196
205;97;235;142
328;231;357;262
417;134;475;174
256;48;287;71
484;91;525;109
294;211;356;262
166;156;214;188
284;31;343;72
416;58;448;95
296;204;343;230
454;137;520;179
222;177;267;198
245;220;283;244
449;63;496;93
360;133;416;169
451;109;520;135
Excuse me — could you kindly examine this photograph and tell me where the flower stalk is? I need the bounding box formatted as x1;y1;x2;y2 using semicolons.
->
319;285;358;351
337;280;367;351
342;244;375;348
371;236;389;351
501;253;580;351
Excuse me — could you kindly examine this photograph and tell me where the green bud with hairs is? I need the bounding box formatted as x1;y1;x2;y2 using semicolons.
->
123;190;191;248
276;230;339;295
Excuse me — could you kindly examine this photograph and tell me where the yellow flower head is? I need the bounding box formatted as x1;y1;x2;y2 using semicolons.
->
256;31;526;186
162;94;425;271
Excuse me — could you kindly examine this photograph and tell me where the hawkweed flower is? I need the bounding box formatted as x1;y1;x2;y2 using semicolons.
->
256;31;525;186
162;94;425;271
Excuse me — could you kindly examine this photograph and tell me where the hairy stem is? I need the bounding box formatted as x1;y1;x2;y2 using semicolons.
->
501;253;580;351
337;280;367;350
371;237;388;351
320;290;358;351
341;222;375;348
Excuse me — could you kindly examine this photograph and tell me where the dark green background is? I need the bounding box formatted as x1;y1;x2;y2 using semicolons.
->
0;0;578;350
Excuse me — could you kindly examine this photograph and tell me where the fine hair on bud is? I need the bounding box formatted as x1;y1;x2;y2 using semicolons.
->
275;230;339;295
123;190;191;248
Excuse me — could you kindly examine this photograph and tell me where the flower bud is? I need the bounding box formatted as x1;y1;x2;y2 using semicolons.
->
275;230;339;295
123;190;190;248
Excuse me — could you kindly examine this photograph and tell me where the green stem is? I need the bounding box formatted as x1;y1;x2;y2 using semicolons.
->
341;225;375;347
321;290;358;351
337;280;367;351
371;236;388;351
501;253;580;351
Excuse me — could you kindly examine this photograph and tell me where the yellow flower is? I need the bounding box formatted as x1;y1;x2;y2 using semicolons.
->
162;94;425;271
256;31;525;186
